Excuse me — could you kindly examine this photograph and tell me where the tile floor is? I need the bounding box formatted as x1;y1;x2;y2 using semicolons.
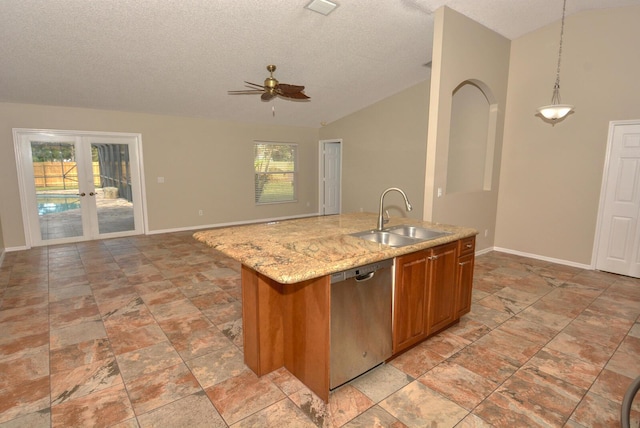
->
0;231;639;427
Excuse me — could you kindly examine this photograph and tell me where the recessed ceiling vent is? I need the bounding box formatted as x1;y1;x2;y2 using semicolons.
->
305;0;338;16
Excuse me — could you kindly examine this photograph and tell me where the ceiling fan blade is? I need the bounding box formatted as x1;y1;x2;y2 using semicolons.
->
277;91;310;100
261;92;276;101
277;83;305;94
245;81;266;89
228;90;264;94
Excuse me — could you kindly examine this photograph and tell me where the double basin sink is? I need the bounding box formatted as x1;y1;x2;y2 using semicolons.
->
351;225;451;248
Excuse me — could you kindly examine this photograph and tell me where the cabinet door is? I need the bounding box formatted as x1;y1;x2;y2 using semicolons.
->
456;253;474;317
393;250;429;353
427;242;458;334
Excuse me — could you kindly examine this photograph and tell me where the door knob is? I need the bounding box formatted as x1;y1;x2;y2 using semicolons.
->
78;192;86;197
89;192;95;196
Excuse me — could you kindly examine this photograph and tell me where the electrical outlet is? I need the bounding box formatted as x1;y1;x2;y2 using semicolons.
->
484;229;489;237
198;210;203;216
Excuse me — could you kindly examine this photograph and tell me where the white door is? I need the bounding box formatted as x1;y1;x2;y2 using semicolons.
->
14;129;146;247
595;121;640;277
320;140;341;215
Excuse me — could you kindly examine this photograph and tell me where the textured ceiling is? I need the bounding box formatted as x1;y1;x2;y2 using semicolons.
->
1;0;639;128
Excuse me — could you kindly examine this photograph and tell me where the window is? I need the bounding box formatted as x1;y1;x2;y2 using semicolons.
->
254;142;297;204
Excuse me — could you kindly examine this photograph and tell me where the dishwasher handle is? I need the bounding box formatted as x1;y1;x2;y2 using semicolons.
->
355;272;375;282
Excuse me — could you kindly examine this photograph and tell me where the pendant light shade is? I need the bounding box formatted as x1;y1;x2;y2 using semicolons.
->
538;0;574;121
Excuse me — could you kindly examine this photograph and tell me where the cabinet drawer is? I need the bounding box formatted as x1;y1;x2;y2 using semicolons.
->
458;236;475;256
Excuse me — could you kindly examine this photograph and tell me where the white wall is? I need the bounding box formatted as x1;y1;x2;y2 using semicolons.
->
496;5;640;265
319;80;430;221
425;7;510;252
0;103;320;248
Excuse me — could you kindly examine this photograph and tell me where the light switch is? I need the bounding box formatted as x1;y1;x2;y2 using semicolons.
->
157;177;165;183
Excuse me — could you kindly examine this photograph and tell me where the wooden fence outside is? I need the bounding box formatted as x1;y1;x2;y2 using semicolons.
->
33;162;101;189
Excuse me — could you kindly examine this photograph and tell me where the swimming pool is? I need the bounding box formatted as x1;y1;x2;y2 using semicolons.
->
37;194;81;215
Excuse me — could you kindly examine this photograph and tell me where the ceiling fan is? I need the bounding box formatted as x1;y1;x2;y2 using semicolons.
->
228;65;310;101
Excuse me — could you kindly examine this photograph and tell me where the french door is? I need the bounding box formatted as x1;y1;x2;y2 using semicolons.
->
14;129;146;247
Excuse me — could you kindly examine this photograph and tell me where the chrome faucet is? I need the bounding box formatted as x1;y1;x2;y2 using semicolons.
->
377;187;413;231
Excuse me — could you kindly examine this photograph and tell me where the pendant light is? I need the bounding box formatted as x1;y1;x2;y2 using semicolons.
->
537;0;574;121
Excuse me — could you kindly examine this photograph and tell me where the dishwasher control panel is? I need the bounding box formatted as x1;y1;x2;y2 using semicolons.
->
330;258;394;283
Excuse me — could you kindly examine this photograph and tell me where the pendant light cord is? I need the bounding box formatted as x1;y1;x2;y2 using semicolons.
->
552;0;568;102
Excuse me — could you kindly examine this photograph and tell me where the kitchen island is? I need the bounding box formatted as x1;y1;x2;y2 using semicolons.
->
194;212;477;401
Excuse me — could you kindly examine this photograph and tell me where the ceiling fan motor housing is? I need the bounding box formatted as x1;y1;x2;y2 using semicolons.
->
264;76;278;92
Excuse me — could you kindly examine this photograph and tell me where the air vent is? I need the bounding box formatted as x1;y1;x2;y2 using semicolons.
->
305;0;338;16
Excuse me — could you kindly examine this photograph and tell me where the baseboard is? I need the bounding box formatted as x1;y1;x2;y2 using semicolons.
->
475;246;493;257
147;212;322;236
4;245;29;253
492;246;592;270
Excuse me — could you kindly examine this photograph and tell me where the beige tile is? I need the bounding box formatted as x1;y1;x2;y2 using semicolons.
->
569;391;622;427
186;345;249;388
50;319;107;350
380;381;468;427
0;376;50;424
265;367;307;396
450;343;520;384
350;363;412;403
159;313;231;359
136;391;226;428
116;341;183;381
388;342;444;378
523;347;600;390
231;398;316;428
546;331;617;368
50;337;113;373
473;328;541;365
50;357;122;405
342;405;408;428
126;363;201;415
107;323;167;355
205;370;285;425
418;361;497;410
51;383;135;428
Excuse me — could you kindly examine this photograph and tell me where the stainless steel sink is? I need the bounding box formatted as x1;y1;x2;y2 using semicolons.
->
385;225;451;240
350;225;451;248
350;230;420;247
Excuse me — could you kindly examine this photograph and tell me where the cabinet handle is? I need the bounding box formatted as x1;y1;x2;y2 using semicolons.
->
465;244;472;248
430;255;439;260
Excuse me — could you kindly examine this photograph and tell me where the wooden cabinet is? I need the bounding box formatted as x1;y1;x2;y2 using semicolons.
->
393;238;475;355
393;250;429;353
426;242;458;333
455;237;475;317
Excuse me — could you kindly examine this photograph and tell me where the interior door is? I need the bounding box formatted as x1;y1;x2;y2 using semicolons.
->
14;129;145;247
320;140;341;215
595;121;640;277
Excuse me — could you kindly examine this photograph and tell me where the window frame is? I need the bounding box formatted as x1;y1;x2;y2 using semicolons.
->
254;141;298;205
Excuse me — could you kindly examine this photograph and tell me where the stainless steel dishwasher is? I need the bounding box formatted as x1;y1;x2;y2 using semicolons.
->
330;258;394;389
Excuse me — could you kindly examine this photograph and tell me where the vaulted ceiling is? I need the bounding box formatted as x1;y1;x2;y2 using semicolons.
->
1;0;638;128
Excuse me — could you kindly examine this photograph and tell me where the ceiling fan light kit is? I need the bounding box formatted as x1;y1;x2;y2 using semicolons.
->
228;65;310;102
305;0;339;16
537;0;574;122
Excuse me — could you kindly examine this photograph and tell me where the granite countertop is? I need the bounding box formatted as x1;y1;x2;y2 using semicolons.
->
193;212;478;284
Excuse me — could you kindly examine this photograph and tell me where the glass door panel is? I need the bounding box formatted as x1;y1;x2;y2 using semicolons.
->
30;141;85;241
92;143;135;234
